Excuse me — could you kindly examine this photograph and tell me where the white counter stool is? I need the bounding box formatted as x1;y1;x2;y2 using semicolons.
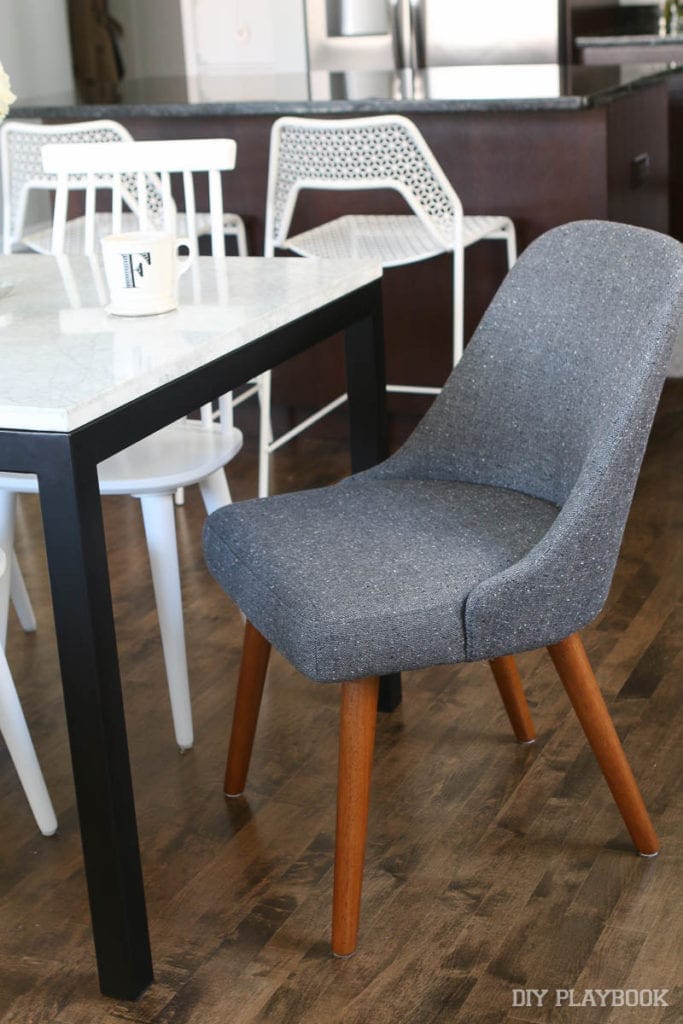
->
256;114;516;497
1;119;248;257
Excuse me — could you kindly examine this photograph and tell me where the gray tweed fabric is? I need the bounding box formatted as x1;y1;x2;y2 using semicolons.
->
203;221;683;680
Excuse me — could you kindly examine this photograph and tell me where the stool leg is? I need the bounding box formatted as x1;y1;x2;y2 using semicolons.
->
489;655;536;743
548;633;659;856
224;621;271;797
505;221;518;266
332;676;379;957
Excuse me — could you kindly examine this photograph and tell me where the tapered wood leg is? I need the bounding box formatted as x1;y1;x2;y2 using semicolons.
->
489;655;537;743
223;621;271;797
332;676;380;957
548;633;659;856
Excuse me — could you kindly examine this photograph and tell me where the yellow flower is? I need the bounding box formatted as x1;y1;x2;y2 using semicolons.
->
0;61;16;122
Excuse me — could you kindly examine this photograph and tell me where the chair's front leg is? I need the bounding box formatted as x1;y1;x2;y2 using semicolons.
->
548;633;659;856
332;676;379;957
489;655;536;743
224;620;271;796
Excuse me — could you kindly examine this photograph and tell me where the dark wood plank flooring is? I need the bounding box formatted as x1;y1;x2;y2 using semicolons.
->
1;382;681;1024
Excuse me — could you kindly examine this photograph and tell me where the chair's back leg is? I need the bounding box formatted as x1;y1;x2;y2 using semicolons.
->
224;621;271;796
548;633;659;856
198;469;232;515
333;676;379;957
139;493;193;751
489;655;536;743
257;371;273;499
10;551;37;633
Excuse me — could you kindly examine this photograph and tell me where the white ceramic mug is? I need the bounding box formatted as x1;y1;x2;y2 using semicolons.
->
101;231;193;316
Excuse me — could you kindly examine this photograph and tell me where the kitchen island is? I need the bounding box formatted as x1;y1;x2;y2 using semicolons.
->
576;36;683;248
11;63;679;435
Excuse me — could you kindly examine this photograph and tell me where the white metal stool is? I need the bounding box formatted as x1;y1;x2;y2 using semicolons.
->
257;114;516;497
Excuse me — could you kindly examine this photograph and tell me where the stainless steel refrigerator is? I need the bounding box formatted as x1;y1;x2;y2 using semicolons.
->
304;0;568;100
304;0;565;72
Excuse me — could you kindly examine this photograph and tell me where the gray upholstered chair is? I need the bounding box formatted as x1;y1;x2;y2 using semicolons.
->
203;220;683;957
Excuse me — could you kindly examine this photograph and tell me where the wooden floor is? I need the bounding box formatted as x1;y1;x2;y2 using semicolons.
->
1;383;681;1024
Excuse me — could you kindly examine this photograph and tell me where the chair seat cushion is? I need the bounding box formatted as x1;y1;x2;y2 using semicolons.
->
203;478;558;682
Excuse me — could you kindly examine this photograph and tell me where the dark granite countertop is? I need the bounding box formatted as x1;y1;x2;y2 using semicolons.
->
576;34;683;47
10;64;683;119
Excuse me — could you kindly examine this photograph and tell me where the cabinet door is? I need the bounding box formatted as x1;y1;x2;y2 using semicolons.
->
181;0;275;72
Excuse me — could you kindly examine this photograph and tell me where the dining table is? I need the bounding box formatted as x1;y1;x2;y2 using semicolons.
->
0;252;396;1000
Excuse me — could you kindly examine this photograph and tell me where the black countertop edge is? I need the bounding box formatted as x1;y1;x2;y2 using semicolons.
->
11;65;682;120
11;97;592;118
576;34;683;47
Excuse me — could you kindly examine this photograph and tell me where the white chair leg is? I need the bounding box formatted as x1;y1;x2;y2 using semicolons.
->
139;493;194;751
198;468;232;515
0;492;17;647
174;487;185;506
0;650;57;835
234;216;248;257
452;248;465;368
258;371;272;499
505;222;518;267
10;551;37;633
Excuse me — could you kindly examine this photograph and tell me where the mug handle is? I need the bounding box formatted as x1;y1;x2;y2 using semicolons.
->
175;237;195;279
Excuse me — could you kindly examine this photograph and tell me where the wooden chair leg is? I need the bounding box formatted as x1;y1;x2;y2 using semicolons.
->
489;655;536;743
332;676;379;957
223;620;271;797
548;633;659;856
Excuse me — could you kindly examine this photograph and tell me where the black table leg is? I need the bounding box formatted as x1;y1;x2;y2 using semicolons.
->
344;280;403;713
37;436;152;1000
376;674;402;712
344;280;388;474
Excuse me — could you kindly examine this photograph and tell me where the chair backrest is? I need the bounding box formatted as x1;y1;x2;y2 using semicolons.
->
42;137;238;430
264;114;463;256
0;119;133;253
41;137;237;258
370;220;683;657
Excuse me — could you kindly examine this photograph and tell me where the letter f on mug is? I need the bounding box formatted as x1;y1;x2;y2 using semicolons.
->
121;251;151;288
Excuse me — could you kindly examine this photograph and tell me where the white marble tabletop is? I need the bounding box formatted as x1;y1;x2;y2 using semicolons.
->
0;255;382;433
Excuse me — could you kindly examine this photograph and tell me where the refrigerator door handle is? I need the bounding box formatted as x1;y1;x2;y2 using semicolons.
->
304;0;395;73
388;0;412;71
408;0;426;70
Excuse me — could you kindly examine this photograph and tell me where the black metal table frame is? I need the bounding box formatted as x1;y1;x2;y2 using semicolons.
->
0;278;400;1000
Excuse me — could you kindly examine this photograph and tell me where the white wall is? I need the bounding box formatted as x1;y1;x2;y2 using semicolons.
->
0;0;74;97
0;0;74;244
